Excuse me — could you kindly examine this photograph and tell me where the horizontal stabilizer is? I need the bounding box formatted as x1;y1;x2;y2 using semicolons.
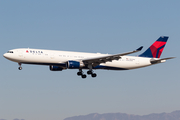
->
150;57;175;64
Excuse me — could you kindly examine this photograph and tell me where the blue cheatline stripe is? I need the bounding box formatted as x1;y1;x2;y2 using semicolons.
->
21;62;128;70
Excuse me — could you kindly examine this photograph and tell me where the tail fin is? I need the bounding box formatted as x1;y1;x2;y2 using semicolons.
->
139;36;168;58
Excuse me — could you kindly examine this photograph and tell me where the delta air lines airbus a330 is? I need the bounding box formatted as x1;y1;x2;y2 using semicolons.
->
3;36;174;78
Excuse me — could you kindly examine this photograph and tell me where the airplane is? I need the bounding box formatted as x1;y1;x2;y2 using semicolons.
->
3;36;174;78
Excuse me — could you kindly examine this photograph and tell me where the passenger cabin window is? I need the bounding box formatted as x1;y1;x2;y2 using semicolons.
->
7;51;13;53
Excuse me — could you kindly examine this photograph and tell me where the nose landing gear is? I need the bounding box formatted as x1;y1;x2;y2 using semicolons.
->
18;63;22;70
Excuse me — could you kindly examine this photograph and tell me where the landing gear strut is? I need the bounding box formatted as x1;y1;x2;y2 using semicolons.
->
87;64;97;78
18;63;22;70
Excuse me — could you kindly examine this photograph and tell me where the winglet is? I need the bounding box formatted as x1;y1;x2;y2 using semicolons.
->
136;46;143;51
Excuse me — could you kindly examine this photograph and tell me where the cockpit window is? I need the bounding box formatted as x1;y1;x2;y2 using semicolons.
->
7;51;13;53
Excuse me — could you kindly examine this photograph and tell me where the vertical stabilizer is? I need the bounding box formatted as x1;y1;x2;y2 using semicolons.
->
139;36;168;58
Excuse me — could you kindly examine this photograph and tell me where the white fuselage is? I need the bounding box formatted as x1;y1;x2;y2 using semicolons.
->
3;48;157;70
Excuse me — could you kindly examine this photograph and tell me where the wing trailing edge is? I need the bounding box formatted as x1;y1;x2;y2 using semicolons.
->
82;46;143;66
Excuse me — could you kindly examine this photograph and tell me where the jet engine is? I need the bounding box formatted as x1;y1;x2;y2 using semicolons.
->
49;65;64;71
67;61;85;69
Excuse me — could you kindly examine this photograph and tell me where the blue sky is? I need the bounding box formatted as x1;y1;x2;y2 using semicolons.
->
0;1;180;120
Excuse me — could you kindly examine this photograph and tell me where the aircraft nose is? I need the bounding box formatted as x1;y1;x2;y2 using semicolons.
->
3;53;8;58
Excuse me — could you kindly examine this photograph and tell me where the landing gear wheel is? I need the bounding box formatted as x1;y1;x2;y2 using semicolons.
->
77;72;82;76
81;74;87;79
18;67;22;70
91;73;97;78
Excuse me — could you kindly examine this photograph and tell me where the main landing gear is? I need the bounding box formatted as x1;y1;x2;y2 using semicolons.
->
18;63;22;70
77;69;87;78
87;70;97;78
77;69;97;79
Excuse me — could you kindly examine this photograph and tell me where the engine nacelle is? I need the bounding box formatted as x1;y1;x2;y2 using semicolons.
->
67;61;85;69
49;65;64;71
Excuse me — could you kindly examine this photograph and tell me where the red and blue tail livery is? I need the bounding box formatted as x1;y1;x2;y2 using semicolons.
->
139;36;168;58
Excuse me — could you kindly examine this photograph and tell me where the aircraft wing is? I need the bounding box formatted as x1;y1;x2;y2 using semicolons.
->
82;46;143;66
